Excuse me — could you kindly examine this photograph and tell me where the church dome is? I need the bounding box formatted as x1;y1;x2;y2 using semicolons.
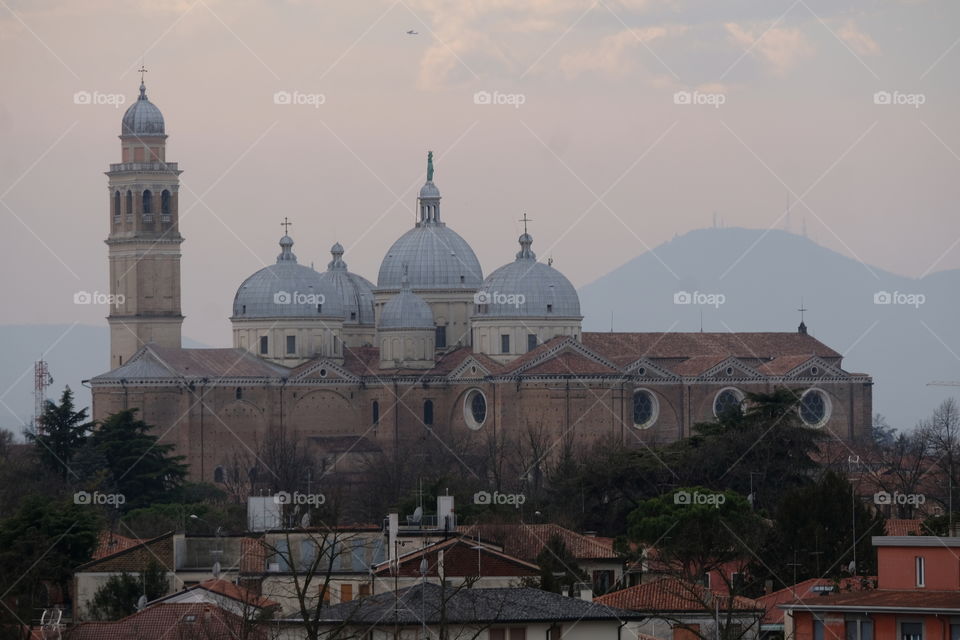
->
122;82;165;137
232;235;344;319
376;152;482;290
474;232;581;319
317;242;375;325
380;274;434;330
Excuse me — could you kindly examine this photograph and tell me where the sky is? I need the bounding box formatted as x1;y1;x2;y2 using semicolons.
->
0;0;958;347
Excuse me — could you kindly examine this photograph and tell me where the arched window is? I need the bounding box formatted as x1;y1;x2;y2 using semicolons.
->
372;401;380;426
142;190;152;214
423;399;434;426
113;191;121;219
235;387;243;400
161;190;171;215
213;466;225;483
125;190;133;215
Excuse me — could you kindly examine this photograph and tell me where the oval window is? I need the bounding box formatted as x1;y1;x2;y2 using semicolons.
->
713;388;743;418
464;389;487;430
799;389;830;427
632;389;658;429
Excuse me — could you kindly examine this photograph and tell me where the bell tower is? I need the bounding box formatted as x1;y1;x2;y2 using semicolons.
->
105;73;184;369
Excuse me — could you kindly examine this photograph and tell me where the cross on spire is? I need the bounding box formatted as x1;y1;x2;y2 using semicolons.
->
138;64;148;83
281;217;293;235
519;212;532;234
798;297;808;323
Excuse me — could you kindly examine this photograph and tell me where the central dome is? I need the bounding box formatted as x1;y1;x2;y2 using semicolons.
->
121;82;165;137
377;152;482;290
377;225;483;290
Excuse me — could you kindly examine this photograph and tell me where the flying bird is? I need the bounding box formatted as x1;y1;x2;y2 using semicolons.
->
406;29;419;35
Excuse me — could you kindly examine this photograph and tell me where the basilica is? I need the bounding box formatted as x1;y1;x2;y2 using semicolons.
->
89;82;873;482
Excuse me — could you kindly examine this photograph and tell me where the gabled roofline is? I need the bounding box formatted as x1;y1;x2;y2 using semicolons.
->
75;530;175;571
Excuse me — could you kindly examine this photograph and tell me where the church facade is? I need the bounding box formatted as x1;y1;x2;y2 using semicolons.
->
89;83;873;483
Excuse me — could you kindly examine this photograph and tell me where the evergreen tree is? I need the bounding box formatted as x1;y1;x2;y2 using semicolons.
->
27;386;92;479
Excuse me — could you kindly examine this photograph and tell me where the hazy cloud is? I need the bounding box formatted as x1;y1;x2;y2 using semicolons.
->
725;21;815;74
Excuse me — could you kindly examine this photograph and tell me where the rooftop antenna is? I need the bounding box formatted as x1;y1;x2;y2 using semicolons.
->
699;309;703;333
33;359;52;436
610;310;614;332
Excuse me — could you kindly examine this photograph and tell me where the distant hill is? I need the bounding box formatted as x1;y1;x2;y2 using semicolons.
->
579;227;959;431
0;325;205;437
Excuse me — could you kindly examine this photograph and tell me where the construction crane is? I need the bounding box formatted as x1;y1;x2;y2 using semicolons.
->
929;381;960;388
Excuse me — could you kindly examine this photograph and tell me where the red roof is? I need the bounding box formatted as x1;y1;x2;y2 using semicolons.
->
91;531;141;560
372;537;540;578
582;332;841;361
66;603;268;639
885;519;924;536
757;577;876;624
457;523;618;562
783;589;960;612
595;577;760;612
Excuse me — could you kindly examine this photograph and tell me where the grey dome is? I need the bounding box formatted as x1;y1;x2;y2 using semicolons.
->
232;236;344;319
317;242;375;325
377;152;483;290
474;233;581;318
380;274;435;330
122;82;165;137
378;225;483;290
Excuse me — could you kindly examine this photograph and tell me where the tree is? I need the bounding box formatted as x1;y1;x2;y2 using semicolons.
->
86;560;169;621
532;533;588;596
88;409;187;510
0;496;99;636
753;471;884;591
626;488;765;640
917;398;960;514
27;387;92;479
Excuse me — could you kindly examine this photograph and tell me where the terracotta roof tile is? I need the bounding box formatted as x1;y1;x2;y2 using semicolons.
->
92;531;142;560
756;577;876;624
457;523;618;562
783;588;960;612
885;519;924;536
66;603;266;639
76;532;174;572
582;332;841;362
595;577;760;612
372;537;539;577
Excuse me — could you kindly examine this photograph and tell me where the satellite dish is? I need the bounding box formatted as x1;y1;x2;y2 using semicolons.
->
136;594;148;611
419;557;429;576
301;512;311;528
212;561;222;578
847;560;856;574
412;506;423;524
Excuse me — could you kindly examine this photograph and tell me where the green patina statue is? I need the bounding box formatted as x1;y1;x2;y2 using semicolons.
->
426;150;434;182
